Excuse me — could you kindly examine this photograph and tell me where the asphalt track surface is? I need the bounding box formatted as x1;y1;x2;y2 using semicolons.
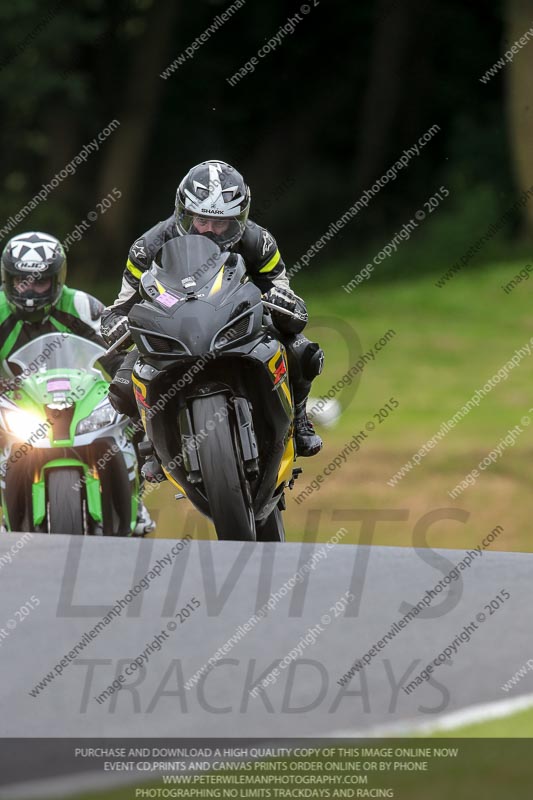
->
0;533;532;791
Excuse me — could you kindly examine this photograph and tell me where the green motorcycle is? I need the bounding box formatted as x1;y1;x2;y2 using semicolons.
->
0;333;139;535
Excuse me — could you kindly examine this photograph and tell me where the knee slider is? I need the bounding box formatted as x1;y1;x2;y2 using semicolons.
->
302;343;325;380
286;336;324;381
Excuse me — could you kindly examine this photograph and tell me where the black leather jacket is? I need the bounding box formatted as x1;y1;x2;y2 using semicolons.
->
102;216;307;334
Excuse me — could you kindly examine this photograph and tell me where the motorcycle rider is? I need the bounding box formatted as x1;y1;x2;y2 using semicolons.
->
0;230;155;535
100;160;324;479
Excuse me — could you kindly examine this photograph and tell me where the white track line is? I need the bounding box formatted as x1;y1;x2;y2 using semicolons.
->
0;770;144;799
4;693;533;799
329;690;533;738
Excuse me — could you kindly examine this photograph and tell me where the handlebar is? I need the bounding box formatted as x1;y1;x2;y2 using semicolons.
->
262;300;305;321
104;329;132;357
104;299;303;357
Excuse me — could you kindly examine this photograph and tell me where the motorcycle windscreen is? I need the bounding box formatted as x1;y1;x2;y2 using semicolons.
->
155;235;228;292
6;333;106;379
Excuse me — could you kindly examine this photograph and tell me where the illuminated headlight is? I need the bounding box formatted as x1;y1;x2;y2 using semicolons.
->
3;410;47;442
76;402;117;434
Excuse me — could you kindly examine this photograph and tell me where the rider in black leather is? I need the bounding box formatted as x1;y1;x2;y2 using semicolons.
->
101;160;324;464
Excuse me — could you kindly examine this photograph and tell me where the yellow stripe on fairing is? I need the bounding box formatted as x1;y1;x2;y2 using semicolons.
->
259;250;281;273
132;374;146;397
209;266;225;295
280;379;291;405
162;467;186;495
132;375;147;430
276;436;295;486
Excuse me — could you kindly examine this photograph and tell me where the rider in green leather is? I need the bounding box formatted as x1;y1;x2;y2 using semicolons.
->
0;231;155;535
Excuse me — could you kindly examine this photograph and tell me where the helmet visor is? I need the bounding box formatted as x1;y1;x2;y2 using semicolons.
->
178;210;247;250
13;275;52;298
7;274;55;311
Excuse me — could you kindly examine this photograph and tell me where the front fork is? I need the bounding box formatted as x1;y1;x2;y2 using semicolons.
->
31;459;103;530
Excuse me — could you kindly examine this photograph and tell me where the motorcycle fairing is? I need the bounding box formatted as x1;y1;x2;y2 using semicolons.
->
129;237;296;524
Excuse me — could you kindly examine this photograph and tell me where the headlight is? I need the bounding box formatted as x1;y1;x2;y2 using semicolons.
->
3;410;47;442
76;402;117;434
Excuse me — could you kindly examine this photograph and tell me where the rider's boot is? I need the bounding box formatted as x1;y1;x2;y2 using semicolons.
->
134;501;156;536
141;456;167;484
283;333;324;457
294;398;323;457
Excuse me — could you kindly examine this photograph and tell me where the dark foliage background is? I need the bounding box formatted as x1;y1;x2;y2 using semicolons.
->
0;0;529;287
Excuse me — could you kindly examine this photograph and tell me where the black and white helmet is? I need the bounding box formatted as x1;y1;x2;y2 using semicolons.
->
175;160;251;249
1;231;67;321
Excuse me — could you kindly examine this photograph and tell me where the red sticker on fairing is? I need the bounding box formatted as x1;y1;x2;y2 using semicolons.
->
134;388;151;409
273;357;287;385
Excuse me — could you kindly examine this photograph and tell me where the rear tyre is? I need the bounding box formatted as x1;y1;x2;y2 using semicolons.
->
192;393;256;541
256;505;286;542
47;469;85;535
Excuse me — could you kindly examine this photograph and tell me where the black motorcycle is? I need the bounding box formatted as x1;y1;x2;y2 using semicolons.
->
126;235;302;542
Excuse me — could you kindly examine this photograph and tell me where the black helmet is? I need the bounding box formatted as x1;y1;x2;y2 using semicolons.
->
1;231;67;322
175;160;251;249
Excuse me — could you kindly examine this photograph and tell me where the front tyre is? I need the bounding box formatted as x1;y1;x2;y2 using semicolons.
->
256;505;286;542
192;394;256;541
47;469;85;535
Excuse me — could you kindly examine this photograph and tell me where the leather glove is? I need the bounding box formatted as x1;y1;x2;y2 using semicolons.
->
264;286;298;313
100;312;129;348
264;287;308;333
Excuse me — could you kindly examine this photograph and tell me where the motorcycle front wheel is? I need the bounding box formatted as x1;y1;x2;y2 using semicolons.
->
47;468;85;535
256;505;286;542
192;393;256;541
